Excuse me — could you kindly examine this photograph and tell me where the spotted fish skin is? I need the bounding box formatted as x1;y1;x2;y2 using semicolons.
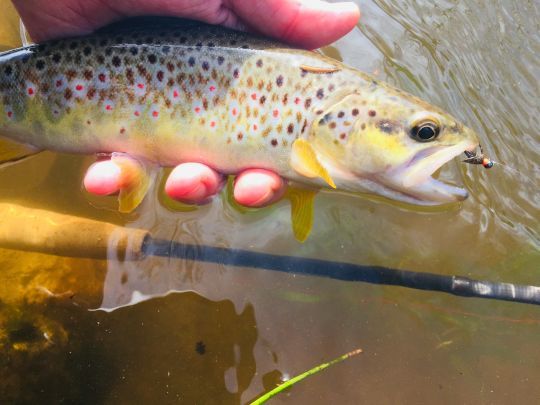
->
0;18;478;203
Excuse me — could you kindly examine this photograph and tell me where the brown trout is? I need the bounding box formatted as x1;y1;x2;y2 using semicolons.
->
0;18;479;239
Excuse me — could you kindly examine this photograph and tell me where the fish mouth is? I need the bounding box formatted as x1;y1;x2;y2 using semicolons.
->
380;140;479;205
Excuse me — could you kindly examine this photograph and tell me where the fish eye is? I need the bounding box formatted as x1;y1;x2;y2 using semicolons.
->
410;121;440;142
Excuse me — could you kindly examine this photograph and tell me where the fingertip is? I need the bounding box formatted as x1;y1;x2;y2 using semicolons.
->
165;163;224;203
233;169;286;207
83;160;122;195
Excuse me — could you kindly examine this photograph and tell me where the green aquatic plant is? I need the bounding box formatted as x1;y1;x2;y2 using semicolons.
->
250;348;363;404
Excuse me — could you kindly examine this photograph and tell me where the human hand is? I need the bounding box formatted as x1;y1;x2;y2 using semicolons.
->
14;0;360;208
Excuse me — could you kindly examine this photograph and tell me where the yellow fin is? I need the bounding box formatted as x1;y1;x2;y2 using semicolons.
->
111;153;156;213
0;137;40;166
291;139;336;188
285;187;317;242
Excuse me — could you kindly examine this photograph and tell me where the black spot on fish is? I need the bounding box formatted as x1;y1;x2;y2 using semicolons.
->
259;95;266;105
287;123;294;134
202;61;210;71
69;41;78;50
368;110;376;117
83;46;92;56
276;75;284;87
156;70;164;82
233;68;239;79
196;42;203;47
52;53;62;63
217;56;224;65
148;54;157;64
230;40;237;45
316;88;324;99
256;59;263;68
35;59;45;70
3;65;12;76
188;57;195;67
207;42;215;47
162;45;171;54
130;47;138;56
271;139;278;146
337;111;345;118
352;108;359;116
112;56;121;67
304;98;312;109
179;37;187;44
241;45;249;49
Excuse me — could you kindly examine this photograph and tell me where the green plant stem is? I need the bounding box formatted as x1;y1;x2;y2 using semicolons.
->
250;348;363;404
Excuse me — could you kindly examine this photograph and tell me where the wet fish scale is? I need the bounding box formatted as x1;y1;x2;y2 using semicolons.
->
0;21;363;176
0;18;479;210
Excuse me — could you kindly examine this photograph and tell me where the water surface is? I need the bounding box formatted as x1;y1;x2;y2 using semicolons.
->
0;0;539;403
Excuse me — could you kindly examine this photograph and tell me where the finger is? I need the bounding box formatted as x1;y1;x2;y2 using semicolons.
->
233;169;286;207
165;162;225;204
83;159;122;195
230;0;360;49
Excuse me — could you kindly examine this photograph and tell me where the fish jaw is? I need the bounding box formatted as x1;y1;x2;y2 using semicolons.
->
377;139;479;204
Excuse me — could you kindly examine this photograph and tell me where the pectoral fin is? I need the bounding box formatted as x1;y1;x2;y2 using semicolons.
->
111;153;157;213
291;139;336;189
0;137;40;167
285;187;318;242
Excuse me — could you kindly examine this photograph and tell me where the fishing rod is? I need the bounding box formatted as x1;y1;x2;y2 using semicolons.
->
143;237;540;305
1;203;539;306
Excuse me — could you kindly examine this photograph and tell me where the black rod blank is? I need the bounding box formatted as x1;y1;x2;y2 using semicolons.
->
143;237;540;306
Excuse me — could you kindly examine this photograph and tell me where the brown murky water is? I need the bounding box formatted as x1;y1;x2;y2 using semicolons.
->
1;0;539;403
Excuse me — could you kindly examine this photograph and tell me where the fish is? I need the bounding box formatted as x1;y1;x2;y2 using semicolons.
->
0;18;479;240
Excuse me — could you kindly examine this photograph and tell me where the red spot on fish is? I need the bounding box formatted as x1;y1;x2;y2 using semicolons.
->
209;86;216;92
173;90;179;98
134;111;140;117
251;93;257;100
232;108;237;116
105;104;112;111
294;97;301;105
152;110;159;117
98;73;106;82
120;127;126;134
210;121;216;127
75;84;84;91
137;83;144;89
27;87;34;96
273;109;279;117
253;124;258;130
6;111;12;118
194;107;201;113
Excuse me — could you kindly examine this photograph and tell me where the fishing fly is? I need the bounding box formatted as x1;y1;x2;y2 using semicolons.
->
463;145;494;169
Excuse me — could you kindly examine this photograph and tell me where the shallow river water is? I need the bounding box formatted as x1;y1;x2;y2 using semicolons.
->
0;0;539;403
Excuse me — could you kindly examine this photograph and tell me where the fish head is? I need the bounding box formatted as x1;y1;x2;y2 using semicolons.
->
308;86;479;205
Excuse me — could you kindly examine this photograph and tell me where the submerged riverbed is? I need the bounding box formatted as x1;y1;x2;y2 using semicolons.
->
0;0;539;403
